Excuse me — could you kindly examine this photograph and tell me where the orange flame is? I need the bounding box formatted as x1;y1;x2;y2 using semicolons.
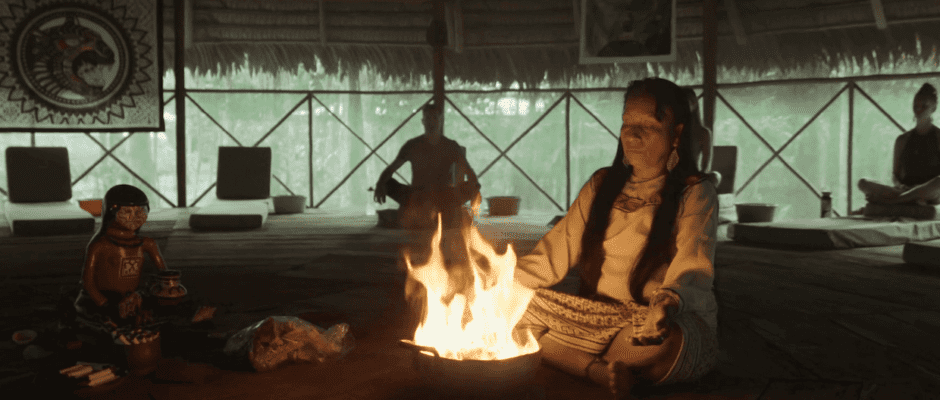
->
405;212;538;360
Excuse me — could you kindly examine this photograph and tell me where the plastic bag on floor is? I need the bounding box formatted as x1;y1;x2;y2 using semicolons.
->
223;316;355;372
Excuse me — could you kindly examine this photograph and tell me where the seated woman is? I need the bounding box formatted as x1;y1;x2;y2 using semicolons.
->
683;88;721;188
513;78;719;397
859;83;940;206
74;184;167;331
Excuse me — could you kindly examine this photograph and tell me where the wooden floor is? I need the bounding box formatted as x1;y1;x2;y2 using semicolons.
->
2;208;939;399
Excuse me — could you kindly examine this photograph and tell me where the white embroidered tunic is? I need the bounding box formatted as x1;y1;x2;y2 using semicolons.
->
515;170;719;333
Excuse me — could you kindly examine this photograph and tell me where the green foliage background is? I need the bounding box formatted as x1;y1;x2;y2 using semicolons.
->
1;49;939;220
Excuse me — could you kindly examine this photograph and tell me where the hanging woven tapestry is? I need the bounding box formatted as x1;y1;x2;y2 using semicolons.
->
0;0;163;131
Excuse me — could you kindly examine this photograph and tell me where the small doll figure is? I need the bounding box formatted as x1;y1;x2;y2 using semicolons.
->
74;184;166;329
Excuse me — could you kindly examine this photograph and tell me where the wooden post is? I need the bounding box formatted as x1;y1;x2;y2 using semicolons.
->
870;0;888;30
318;0;327;46
432;0;446;109
572;0;581;38
451;0;464;53
174;0;187;208
722;0;747;45
847;82;854;215
565;93;571;208
347;66;368;213
183;0;192;49
308;96;314;208
702;0;718;131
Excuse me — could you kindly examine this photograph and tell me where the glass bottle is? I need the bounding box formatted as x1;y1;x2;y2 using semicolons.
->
820;191;833;218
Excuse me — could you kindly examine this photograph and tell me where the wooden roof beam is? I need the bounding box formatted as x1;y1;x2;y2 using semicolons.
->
571;0;580;38
446;0;464;53
674;15;940;42
184;0;193;49
319;0;327;45
870;0;888;30
722;0;747;45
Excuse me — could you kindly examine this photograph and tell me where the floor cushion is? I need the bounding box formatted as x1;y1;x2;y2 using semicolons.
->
863;202;940;220
3;201;95;236
189;199;270;231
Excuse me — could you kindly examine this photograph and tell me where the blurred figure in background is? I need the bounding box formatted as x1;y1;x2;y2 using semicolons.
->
373;101;481;229
859;83;940;206
683;88;721;188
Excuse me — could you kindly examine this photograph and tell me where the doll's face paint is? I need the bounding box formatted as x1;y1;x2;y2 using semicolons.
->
114;205;147;231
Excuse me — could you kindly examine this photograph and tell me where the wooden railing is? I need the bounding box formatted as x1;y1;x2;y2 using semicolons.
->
4;71;940;216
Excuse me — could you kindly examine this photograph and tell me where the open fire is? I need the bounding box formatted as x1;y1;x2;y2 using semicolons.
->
405;196;539;361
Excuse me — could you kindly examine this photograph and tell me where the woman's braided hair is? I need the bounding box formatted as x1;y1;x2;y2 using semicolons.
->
577;78;701;304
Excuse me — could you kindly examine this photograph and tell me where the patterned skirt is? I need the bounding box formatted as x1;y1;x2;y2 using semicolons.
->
515;288;719;385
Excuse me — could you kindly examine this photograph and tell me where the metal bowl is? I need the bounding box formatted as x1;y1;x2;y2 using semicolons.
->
735;202;778;223
400;339;542;397
487;196;521;216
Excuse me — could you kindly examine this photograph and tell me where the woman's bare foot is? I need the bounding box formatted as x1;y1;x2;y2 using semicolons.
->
607;360;635;399
860;180;905;205
867;191;901;205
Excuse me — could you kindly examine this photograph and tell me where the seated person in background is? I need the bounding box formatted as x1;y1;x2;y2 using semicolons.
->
513;78;719;398
859;83;940;206
683;88;721;188
373;101;481;229
74;184;166;330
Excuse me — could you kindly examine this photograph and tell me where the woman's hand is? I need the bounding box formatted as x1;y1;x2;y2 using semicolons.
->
632;294;680;346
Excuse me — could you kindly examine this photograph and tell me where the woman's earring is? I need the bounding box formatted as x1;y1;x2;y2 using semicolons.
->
666;148;679;171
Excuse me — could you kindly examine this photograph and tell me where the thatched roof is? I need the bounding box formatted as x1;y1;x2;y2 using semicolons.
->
162;0;940;85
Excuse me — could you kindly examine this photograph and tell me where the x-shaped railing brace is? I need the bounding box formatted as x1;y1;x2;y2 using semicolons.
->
567;94;620;142
853;84;906;133
467;94;569;212
188;94;302;206
731;84;850;209
0;95;182;200
320;91;610;214
720;84;906;215
189;92;413;208
73;132;178;207
314;98;426;208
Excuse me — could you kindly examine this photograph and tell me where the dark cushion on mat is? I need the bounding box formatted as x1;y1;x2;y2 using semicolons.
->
903;240;940;266
3;201;95;236
189;214;264;231
863;202;940;220
732;217;940;249
216;147;271;200
712;146;737;195
5;147;72;203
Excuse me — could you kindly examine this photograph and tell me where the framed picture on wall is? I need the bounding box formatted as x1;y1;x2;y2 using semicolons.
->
0;0;164;132
579;0;677;64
